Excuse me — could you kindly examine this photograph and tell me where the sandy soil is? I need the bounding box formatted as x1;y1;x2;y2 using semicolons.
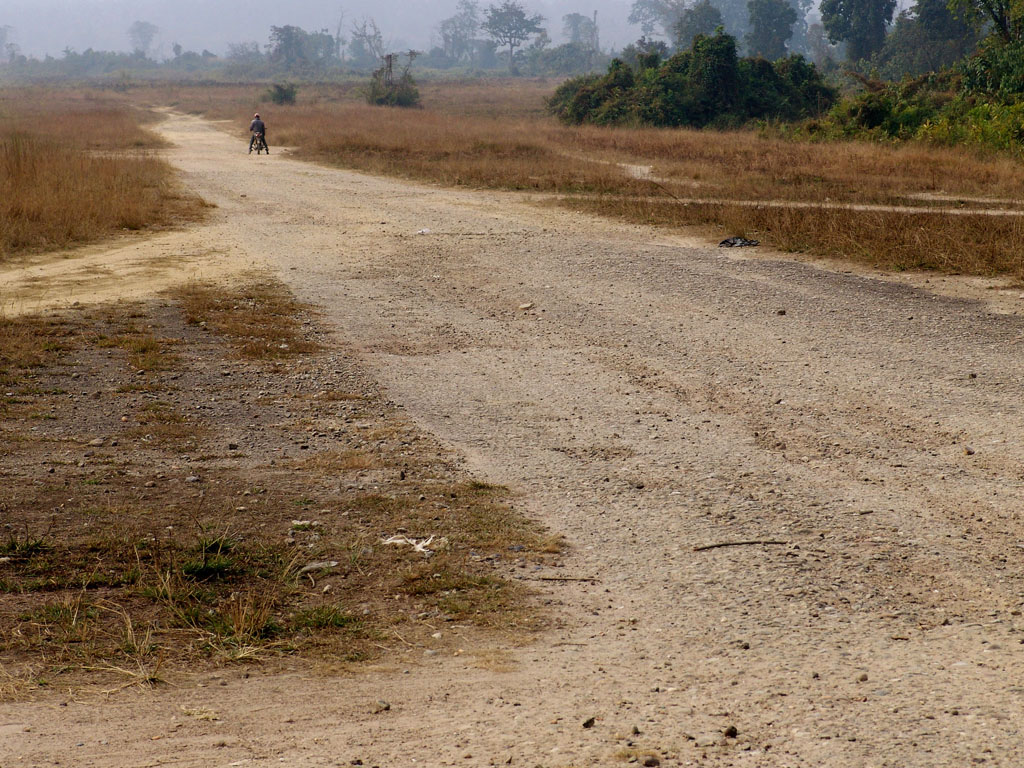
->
4;112;1024;767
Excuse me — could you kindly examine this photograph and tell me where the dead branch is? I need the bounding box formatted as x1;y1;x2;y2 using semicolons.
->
693;540;789;552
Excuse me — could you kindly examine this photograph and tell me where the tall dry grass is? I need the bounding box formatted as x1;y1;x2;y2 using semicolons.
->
156;81;1024;277
572;196;1024;275
0;89;203;260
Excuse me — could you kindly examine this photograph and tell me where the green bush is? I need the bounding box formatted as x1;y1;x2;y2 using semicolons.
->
549;30;836;128
265;82;298;105
365;54;421;108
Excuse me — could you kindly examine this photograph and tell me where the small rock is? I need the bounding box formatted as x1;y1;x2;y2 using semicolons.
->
372;701;390;714
632;725;641;735
518;302;534;310
88;438;105;447
963;446;975;456
582;717;596;729
776;309;787;316
695;734;718;748
144;481;156;488
724;725;738;739
185;475;201;483
858;673;869;682
228;443;239;450
642;757;660;767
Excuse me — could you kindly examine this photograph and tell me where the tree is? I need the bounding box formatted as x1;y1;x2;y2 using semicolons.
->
673;1;724;50
483;1;545;72
628;0;686;37
806;22;838;68
948;0;1023;43
269;25;308;68
785;0;814;54
128;21;159;58
366;51;421;107
440;0;482;61
871;0;979;77
819;0;896;61
349;18;386;67
619;36;671;69
334;10;347;61
226;41;264;65
746;0;797;58
563;12;598;48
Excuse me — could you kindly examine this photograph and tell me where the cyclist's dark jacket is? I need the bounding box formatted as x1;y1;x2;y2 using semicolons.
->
249;118;266;135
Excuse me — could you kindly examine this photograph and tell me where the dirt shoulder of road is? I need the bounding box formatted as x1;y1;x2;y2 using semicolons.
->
1;278;557;700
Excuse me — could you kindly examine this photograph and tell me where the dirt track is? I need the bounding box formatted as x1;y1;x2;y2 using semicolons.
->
5;112;1024;767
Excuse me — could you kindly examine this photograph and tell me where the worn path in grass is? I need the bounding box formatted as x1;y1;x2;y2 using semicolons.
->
5;112;1024;767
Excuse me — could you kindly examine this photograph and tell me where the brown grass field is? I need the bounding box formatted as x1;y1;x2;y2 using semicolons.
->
0;89;206;259
146;79;1024;278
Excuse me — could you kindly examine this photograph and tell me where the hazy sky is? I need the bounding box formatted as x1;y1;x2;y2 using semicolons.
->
5;0;642;58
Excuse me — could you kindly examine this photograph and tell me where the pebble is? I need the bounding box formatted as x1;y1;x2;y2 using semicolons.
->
724;725;738;739
642;757;660;767
582;717;595;729
88;438;104;447
186;475;201;483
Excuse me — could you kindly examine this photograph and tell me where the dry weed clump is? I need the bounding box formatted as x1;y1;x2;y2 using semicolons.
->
171;278;322;359
0;88;205;259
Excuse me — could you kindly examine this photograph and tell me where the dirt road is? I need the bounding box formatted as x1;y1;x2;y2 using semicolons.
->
5;113;1024;767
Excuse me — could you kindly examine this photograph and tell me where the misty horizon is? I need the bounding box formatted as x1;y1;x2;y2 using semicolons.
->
5;0;653;59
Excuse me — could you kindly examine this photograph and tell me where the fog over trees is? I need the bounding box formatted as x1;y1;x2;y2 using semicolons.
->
4;0;641;58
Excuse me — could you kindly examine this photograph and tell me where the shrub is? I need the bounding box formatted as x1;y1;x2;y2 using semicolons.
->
265;83;298;105
365;53;421;108
549;30;836;128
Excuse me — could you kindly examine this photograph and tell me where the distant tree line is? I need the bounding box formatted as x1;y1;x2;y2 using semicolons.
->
0;1;611;79
622;0;989;80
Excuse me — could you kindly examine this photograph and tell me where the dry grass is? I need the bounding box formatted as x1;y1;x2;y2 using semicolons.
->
153;80;1024;278
0;280;555;695
171;277;321;359
572;197;1024;275
0;88;206;259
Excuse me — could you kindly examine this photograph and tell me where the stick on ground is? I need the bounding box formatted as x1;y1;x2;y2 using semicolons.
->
693;540;789;552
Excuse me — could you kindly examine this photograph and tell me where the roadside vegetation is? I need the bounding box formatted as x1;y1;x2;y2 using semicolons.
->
0;279;557;697
0;90;206;260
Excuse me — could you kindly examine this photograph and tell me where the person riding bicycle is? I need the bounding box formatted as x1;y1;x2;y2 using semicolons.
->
249;113;268;154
